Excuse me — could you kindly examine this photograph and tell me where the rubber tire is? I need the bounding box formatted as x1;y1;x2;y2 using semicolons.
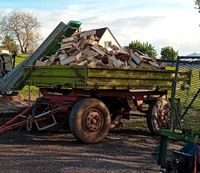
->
147;98;169;135
69;98;111;144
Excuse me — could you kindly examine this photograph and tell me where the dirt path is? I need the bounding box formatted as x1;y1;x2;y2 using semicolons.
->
0;129;163;173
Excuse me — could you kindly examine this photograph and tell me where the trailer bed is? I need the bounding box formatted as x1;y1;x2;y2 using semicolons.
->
24;66;189;91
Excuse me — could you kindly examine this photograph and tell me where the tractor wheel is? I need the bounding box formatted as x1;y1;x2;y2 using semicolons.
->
69;98;111;144
147;98;170;135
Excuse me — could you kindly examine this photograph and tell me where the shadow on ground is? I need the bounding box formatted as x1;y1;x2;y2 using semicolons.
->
0;129;161;173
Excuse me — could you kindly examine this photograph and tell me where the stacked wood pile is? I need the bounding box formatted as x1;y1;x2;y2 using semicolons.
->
36;30;162;69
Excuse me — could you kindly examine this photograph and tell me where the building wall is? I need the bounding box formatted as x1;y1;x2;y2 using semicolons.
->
98;29;120;48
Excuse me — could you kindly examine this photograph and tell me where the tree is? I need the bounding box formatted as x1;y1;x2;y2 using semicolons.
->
0;10;40;53
160;46;178;61
195;0;200;12
1;35;18;53
128;40;157;59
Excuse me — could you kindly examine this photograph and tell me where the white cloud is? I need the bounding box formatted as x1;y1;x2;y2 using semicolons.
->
57;4;81;22
1;0;200;56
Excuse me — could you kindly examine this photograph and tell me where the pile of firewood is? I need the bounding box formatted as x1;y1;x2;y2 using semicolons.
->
35;30;161;69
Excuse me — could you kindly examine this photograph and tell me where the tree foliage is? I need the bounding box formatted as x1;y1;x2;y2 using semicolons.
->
128;40;157;59
195;0;200;12
0;10;40;53
160;46;178;61
2;35;18;53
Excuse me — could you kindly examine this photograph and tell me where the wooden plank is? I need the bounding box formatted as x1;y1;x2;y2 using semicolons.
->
128;59;138;68
78;60;88;66
132;52;143;65
60;55;76;65
80;30;96;37
62;36;78;43
80;37;87;49
85;39;99;46
140;55;153;61
140;61;155;69
60;42;74;49
149;61;160;68
75;52;83;61
109;56;124;67
91;46;105;56
83;49;99;57
35;60;46;66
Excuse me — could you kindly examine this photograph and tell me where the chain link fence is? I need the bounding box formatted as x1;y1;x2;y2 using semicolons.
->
170;56;200;133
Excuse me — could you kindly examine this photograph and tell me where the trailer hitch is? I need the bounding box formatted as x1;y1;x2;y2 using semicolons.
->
0;105;61;133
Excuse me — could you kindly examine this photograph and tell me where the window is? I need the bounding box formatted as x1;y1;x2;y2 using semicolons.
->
104;41;112;48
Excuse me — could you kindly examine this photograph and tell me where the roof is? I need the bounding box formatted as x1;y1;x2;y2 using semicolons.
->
186;52;200;57
95;27;107;39
95;27;121;47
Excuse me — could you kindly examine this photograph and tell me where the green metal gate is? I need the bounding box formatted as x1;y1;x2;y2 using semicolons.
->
157;56;200;167
170;56;200;133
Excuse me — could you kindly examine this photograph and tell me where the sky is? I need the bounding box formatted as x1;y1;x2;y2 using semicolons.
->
0;0;200;56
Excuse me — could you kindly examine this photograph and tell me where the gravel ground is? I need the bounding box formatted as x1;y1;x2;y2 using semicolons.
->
0;129;164;173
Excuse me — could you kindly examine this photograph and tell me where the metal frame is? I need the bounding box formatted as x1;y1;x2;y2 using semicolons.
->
0;85;168;134
158;56;200;167
170;56;200;128
158;129;200;167
0;20;81;94
0;91;80;133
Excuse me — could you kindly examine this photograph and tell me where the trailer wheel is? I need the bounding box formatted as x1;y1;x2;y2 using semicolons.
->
147;98;169;135
69;98;111;144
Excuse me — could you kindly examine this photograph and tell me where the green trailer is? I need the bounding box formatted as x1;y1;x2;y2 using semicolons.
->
0;20;190;144
24;66;180;90
0;64;181;143
0;59;190;144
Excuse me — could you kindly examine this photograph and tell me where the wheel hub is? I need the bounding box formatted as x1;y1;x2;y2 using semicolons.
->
158;108;169;128
153;103;169;129
83;109;103;132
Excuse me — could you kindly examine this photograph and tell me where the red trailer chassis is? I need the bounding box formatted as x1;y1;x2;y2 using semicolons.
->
0;88;169;143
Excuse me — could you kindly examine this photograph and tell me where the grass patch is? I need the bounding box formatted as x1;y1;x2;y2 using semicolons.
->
18;86;39;101
175;68;200;133
176;69;200;108
181;109;200;134
14;54;39;99
15;54;29;65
